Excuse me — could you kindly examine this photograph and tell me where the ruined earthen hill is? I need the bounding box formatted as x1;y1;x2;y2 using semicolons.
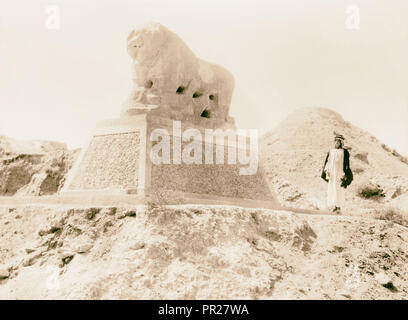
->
260;107;408;213
0;135;79;196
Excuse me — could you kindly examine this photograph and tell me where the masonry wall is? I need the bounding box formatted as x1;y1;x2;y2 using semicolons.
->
149;136;274;201
68;132;141;191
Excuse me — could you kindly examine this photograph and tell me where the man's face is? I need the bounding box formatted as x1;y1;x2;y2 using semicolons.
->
334;139;342;149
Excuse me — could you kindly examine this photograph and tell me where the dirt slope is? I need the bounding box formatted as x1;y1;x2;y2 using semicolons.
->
0;204;407;299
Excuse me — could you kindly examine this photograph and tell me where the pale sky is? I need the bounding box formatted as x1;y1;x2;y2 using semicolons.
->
0;0;407;155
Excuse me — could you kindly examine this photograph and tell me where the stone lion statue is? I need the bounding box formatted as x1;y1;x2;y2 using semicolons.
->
123;22;235;127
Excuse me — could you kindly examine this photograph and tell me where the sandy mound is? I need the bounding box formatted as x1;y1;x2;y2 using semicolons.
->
0;136;67;155
260;107;408;212
0;136;79;196
0;204;407;299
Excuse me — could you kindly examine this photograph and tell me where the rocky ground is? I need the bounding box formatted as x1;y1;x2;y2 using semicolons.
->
0;204;407;299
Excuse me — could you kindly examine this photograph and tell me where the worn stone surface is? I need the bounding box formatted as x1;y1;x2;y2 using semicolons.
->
123;22;235;128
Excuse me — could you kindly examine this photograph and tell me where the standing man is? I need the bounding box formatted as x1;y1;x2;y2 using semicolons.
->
321;134;353;213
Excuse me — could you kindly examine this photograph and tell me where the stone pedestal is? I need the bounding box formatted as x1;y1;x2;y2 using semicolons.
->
61;113;280;208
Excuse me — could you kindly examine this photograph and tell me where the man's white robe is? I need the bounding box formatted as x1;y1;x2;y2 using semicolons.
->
324;148;345;208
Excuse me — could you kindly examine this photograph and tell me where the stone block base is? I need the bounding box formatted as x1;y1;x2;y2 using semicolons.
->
61;114;280;208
